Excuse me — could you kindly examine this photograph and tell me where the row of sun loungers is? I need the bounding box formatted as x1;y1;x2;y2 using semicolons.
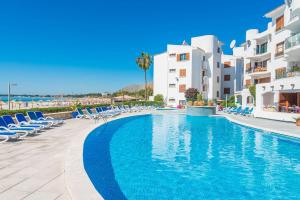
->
222;106;254;116
0;111;64;143
0;105;157;143
73;105;156;120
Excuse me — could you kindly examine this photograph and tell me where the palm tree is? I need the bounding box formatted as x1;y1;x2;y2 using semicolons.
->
136;52;152;101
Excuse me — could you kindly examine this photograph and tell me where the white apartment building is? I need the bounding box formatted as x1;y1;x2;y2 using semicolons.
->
221;54;244;101
233;0;300;122
153;35;223;107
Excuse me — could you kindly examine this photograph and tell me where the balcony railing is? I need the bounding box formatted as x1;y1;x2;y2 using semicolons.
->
285;32;300;50
246;67;267;74
276;71;300;79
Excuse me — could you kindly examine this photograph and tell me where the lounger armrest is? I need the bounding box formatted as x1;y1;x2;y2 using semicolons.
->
0;126;11;131
8;124;18;128
38;117;46;120
45;116;54;120
19;121;29;126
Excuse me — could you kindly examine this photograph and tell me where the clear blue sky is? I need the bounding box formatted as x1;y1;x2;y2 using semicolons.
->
0;0;283;95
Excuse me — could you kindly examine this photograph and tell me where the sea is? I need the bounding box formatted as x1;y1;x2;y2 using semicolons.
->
0;96;62;102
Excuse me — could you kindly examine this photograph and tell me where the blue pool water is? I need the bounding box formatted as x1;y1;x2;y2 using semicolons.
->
84;114;300;200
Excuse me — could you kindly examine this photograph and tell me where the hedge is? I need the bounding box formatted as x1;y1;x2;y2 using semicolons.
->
0;101;163;116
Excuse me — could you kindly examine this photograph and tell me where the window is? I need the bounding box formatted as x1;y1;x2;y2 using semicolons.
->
275;67;287;79
217;62;220;68
169;69;176;73
217;47;221;53
177;53;190;61
246;63;252;73
217;91;219;98
169;53;176;57
224;88;230;94
217;76;220;83
254;60;268;72
275;42;284;57
203;56;206;61
224;61;231;68
179;69;186;77
276;15;284;32
179;84;186;93
169;84;176;88
256;42;268;54
202;85;206;92
224;75;231;81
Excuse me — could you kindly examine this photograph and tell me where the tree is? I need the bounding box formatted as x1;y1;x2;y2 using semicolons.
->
249;85;256;100
154;94;164;102
136;52;153;101
184;88;199;101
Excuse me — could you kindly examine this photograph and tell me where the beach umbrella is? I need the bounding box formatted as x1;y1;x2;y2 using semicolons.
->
0;101;5;110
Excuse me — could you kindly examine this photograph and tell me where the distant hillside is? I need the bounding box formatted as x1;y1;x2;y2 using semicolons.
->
122;83;153;92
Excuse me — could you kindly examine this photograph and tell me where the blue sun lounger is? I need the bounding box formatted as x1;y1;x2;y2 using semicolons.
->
35;111;64;124
86;108;99;119
2;115;43;131
27;111;55;126
15;113;51;128
0;117;36;137
0;130;19;143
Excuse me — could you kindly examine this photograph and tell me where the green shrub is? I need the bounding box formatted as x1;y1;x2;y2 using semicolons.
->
154;94;164;102
0;101;164;116
249;85;256;100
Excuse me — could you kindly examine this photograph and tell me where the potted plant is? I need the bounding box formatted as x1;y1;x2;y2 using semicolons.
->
294;116;300;126
208;100;213;106
185;88;199;105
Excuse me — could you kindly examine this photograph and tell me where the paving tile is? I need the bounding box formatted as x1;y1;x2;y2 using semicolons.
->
0;189;30;200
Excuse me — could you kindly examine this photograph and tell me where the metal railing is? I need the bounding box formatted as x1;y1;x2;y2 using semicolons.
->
285;32;300;50
276;71;300;79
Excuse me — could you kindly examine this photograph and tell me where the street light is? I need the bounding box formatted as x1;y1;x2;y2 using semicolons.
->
8;82;18;110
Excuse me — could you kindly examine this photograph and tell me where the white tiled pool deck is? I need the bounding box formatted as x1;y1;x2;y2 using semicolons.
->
0;110;299;200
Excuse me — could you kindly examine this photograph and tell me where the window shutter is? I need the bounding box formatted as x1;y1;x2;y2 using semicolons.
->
180;69;186;77
186;53;190;60
224;61;231;68
179;84;186;93
177;54;180;61
276;15;284;31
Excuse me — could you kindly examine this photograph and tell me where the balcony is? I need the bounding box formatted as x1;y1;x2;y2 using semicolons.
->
285;33;300;61
247;45;271;60
285;14;300;32
291;0;300;16
276;69;300;80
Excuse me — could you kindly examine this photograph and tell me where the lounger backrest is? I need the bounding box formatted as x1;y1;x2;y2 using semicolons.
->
35;111;44;119
27;111;38;120
77;108;84;115
15;113;27;123
86;108;92;114
96;107;102;113
0;117;8;128
2;115;16;125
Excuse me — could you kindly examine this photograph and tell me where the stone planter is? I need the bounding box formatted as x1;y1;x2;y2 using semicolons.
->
186;106;216;116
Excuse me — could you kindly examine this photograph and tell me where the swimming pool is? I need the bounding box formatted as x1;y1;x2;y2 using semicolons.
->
83;114;300;200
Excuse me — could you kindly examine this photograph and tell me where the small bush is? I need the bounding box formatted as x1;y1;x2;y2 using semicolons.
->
154;94;164;102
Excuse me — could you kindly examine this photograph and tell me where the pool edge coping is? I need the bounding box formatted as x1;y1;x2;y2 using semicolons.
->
64;112;151;200
221;114;300;139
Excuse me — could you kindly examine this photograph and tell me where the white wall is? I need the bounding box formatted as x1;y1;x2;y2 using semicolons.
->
191;35;222;100
153;52;168;102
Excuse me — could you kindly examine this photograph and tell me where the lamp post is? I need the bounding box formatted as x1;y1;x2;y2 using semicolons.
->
8;82;17;110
